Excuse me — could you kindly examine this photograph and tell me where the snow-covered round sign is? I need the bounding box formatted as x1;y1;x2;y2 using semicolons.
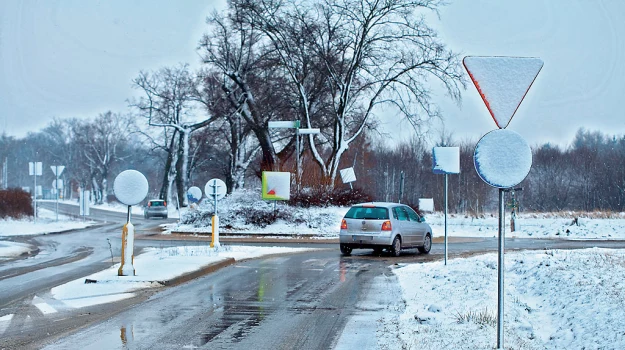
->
113;170;149;206
204;179;227;201
187;186;202;203
474;129;532;188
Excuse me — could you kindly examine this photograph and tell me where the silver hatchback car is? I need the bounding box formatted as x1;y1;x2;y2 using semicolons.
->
339;202;432;256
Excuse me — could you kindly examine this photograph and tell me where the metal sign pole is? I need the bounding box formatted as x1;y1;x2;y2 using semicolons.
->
213;185;218;215
497;188;505;349
296;126;300;194
33;163;37;224
55;165;59;221
444;173;448;265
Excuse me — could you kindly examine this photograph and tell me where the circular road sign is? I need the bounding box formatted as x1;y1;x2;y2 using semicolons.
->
474;129;532;189
187;186;203;203
204;179;227;201
113;170;149;206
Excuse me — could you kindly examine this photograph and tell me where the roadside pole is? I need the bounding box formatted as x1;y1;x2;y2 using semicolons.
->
205;179;227;249
432;147;460;266
497;188;505;349
444;173;448;265
114;170;148;277
464;56;542;349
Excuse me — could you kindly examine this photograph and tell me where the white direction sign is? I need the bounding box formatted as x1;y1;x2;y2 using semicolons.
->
339;167;356;184
463;56;543;129
51;165;65;177
29;162;42;176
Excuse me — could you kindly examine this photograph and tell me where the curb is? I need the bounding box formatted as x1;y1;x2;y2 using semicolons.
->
159;258;236;287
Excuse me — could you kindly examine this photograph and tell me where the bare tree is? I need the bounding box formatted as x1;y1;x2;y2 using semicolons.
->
239;0;465;187
198;5;297;174
131;64;213;206
72;112;133;203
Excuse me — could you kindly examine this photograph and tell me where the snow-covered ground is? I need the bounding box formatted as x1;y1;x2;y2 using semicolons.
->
0;241;33;260
0;207;95;237
425;212;625;240
173;207;625;240
387;248;625;349
0;207;96;258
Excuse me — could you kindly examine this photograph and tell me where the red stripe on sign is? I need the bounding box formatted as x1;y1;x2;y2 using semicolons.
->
464;66;500;129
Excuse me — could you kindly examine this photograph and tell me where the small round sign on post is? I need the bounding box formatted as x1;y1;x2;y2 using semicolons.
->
204;179;227;203
113;170;148;277
187;186;202;204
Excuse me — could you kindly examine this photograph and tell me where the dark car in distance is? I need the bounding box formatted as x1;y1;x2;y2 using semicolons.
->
143;199;168;219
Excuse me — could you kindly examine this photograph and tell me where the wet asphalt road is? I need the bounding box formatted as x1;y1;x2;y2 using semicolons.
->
42;249;400;350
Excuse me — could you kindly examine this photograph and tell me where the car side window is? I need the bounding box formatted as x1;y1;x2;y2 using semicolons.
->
393;207;409;221
405;206;420;222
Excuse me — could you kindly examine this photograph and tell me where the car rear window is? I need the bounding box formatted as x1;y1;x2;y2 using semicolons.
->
344;206;389;220
150;201;165;207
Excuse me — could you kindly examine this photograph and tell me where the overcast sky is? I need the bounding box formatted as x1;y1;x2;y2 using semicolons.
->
1;0;623;148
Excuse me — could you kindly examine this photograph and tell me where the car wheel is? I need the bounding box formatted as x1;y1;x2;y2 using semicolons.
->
391;236;401;257
418;233;432;254
340;244;352;256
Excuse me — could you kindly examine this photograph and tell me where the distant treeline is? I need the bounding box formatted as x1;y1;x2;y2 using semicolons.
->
2;122;623;213
353;128;625;214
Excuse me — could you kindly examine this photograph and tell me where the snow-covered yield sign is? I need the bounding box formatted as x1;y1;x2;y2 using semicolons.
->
463;56;543;129
465;56;543;350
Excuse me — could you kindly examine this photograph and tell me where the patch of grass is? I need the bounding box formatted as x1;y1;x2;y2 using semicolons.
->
455;308;497;327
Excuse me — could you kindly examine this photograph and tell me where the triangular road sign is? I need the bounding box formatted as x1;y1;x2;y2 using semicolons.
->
463;56;543;129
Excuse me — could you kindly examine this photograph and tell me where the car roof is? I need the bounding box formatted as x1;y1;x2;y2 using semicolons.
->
351;202;406;209
148;199;165;202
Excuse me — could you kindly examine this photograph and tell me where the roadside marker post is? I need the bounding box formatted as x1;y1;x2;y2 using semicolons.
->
205;179;227;248
432;147;460;265
465;56;543;350
28;162;42;223
50;165;65;221
113;170;149;276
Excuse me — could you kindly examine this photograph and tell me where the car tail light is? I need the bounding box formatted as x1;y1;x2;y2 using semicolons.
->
381;220;392;231
340;219;348;230
164;201;166;206
148;202;152;207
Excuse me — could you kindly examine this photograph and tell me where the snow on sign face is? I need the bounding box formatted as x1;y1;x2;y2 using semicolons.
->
432;147;460;174
339;167;356;183
187;186;202;203
474;129;532;188
204;179;227;201
262;171;291;200
463;56;543;129
113;170;148;206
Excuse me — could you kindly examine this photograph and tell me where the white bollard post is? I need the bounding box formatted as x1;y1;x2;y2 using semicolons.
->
118;221;135;276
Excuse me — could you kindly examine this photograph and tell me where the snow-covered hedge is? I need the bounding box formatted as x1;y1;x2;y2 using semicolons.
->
180;189;342;230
